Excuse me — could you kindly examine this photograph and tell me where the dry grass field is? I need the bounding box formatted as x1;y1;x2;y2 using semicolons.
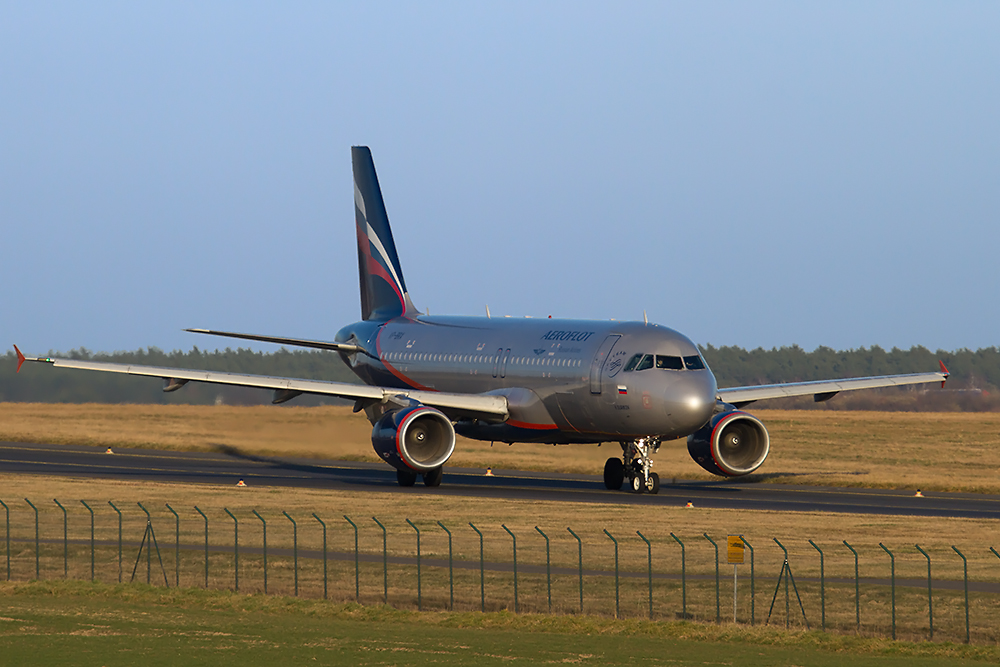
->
1;403;999;492
2;403;1000;643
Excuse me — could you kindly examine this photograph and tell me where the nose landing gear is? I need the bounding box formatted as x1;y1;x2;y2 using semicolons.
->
603;437;661;494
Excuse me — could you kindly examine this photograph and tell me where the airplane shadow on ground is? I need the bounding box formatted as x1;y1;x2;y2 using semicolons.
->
212;443;382;480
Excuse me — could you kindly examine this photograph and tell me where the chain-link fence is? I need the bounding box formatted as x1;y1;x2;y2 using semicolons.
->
2;497;999;644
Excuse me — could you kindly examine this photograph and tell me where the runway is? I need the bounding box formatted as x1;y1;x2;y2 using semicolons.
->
2;441;999;519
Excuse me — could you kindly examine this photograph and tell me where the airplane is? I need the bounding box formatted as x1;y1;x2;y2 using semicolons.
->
14;146;950;493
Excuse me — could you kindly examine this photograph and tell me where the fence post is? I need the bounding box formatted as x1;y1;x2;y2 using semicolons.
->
704;533;720;623
470;522;485;612
535;527;551;613
373;517;388;604
879;543;895;640
53;499;68;578
312;514;327;600
670;533;686;620
283;511;298;597
80;501;94;582
165;503;179;588
502;524;518;613
741;536;754;626
439;522;454;611
344;516;359;602
109;501;123;583
137;502;168;587
604;529;619;619
0;500;9;581
636;531;653;619
223;508;238;593
567;527;583;613
406;519;422;611
808;540;824;632
252;510;267;594
194;506;208;588
24;499;39;580
915;544;933;640
952;546;969;644
843;540;860;632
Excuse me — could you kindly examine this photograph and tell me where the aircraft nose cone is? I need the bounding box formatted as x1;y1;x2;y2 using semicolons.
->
668;372;717;430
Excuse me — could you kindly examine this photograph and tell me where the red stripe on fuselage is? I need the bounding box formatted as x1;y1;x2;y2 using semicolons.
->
507;420;559;430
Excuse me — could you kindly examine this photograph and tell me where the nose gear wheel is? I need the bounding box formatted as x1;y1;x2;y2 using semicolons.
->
615;437;661;494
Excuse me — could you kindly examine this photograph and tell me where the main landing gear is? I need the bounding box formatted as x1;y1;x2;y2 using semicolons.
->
603;437;661;494
396;466;443;488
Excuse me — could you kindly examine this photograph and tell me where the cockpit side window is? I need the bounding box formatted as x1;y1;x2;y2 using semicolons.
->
683;355;706;370
623;354;642;372
635;354;654;371
655;355;683;370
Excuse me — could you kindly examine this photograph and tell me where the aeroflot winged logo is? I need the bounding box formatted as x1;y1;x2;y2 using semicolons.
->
352;146;417;321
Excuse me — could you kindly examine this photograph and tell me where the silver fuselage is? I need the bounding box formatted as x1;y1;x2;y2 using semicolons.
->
336;316;717;444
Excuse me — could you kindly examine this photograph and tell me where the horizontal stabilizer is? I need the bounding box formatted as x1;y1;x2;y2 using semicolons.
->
184;329;363;354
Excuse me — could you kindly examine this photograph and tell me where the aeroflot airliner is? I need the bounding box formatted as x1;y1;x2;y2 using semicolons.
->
14;147;949;493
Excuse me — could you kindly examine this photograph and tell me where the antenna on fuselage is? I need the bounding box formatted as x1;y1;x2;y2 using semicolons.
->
643;310;648;325
486;304;491;319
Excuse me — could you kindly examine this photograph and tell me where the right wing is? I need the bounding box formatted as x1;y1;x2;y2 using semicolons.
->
13;346;508;422
718;363;949;407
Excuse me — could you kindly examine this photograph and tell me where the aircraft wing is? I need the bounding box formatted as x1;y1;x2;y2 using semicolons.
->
183;328;365;354
13;347;508;421
717;364;949;407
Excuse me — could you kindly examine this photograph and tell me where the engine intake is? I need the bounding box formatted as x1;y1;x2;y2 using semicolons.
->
687;410;770;476
372;406;456;473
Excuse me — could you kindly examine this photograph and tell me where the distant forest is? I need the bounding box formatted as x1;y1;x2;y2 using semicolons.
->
2;344;998;411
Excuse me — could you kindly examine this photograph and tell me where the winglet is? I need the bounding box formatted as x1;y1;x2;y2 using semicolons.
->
14;345;26;373
939;360;949;388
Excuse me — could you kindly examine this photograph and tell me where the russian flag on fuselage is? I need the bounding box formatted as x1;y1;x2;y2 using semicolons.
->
352;146;418;321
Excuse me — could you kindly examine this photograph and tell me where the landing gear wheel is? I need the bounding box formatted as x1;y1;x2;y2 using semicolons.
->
646;472;660;495
422;466;443;487
603;458;625;490
396;469;418;487
631;475;644;493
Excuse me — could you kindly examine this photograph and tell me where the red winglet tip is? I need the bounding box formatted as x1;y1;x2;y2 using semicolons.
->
14;345;26;373
939;360;949;387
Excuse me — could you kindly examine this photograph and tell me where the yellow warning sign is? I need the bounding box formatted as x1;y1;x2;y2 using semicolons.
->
727;535;745;564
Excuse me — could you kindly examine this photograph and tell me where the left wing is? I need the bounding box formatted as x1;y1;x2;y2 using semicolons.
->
718;362;949;407
13;346;508;422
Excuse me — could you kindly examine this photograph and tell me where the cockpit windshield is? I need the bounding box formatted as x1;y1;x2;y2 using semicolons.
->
623;353;701;371
683;355;706;370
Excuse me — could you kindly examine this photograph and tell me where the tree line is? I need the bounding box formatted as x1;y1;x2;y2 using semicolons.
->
1;344;998;411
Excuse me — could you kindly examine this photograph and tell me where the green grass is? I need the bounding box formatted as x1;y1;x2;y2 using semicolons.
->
1;581;998;666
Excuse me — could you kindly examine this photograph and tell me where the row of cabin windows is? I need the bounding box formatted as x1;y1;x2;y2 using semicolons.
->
623;354;705;372
379;351;582;368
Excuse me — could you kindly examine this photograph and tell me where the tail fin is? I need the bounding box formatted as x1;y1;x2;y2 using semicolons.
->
352;146;418;321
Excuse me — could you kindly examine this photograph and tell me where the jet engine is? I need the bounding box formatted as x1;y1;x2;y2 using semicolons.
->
371;406;456;473
687;410;770;477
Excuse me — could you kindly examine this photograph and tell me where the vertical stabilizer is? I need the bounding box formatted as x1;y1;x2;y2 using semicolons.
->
352;146;418;321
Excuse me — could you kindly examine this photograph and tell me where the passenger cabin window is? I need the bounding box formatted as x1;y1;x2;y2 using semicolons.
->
683;355;705;370
655;355;683;370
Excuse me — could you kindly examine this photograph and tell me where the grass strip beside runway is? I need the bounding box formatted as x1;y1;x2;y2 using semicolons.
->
1;581;999;666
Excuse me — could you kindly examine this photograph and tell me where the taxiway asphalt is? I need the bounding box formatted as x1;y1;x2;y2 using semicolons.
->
1;441;998;519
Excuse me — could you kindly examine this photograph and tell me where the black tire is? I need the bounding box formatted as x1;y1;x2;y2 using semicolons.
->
397;469;418;487
631;474;644;494
603;457;625;490
647;472;660;495
422;466;443;487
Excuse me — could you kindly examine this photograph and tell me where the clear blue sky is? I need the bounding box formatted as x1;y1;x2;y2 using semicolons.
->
3;2;997;355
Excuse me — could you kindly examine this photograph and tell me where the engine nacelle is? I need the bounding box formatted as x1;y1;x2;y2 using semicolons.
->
687;410;770;477
372;406;456;473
